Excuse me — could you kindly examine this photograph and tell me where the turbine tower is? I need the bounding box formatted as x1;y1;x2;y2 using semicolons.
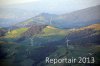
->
30;38;33;46
65;37;70;48
8;26;12;33
49;17;53;25
8;28;11;33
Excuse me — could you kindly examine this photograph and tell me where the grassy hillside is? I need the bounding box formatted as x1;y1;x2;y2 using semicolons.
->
41;26;69;36
0;23;100;66
78;23;100;31
5;28;29;38
15;25;70;45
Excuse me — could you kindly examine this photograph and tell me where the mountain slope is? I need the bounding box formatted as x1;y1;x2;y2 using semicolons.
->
16;5;100;29
5;28;29;38
78;23;100;30
54;5;100;28
0;23;100;66
21;24;47;38
3;23;100;46
67;23;100;44
15;25;69;45
15;13;57;28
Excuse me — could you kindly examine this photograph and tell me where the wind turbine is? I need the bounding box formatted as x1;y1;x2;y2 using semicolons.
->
49;17;53;25
30;38;33;46
8;28;11;33
65;37;70;48
8;26;12;33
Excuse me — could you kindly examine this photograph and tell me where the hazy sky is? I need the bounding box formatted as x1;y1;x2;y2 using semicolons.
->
0;0;100;14
0;0;39;5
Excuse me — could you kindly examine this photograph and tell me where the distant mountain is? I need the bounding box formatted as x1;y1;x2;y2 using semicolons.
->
1;5;100;28
54;5;100;28
17;5;100;29
14;13;57;28
34;13;57;21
